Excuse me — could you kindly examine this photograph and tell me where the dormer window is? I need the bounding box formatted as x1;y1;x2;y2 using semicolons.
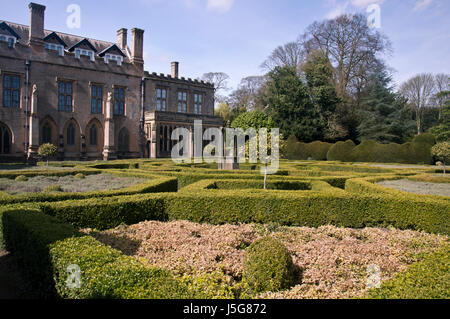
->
105;54;122;66
75;48;95;61
0;35;16;48
68;38;97;62
45;43;64;56
0;22;20;48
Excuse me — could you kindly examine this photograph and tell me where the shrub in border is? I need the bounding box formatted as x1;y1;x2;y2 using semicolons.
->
243;237;296;294
1;209;191;299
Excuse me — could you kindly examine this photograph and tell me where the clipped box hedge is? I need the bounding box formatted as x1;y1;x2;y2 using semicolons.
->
1;209;191;299
35;183;449;234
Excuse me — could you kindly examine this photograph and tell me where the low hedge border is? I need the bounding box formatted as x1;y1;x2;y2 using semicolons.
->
364;244;450;299
179;178;344;194
0;174;178;205
1;209;191;299
147;170;361;189
36;185;449;234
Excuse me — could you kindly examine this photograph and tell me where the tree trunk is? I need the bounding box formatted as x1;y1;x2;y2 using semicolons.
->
264;164;267;190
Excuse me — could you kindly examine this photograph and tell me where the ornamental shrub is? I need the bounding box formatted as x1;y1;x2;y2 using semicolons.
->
304;141;332;160
15;175;28;182
327;140;356;161
243;237;296;294
431;142;450;174
43;185;62;193
38;143;58;166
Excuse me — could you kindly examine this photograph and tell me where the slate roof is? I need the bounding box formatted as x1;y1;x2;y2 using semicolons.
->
0;20;129;60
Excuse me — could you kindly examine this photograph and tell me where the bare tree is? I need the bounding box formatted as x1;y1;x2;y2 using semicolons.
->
261;41;304;73
201;72;230;92
300;14;391;99
434;73;450;119
229;76;267;110
400;73;436;134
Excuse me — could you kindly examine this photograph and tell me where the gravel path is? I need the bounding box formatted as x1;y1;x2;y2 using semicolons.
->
377;179;450;197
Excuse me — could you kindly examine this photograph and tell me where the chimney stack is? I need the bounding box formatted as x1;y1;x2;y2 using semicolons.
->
117;28;127;50
171;62;179;78
131;28;144;65
28;2;46;46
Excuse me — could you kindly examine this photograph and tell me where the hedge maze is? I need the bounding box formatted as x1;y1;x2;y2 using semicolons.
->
0;159;448;299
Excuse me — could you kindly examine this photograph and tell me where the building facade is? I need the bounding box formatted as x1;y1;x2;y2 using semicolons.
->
0;2;222;162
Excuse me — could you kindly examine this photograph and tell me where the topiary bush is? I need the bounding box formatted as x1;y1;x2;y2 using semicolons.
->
243;236;296;294
43;185;62;193
304;141;332;160
74;173;85;179
327;140;356;162
432;142;450;174
15;175;28;182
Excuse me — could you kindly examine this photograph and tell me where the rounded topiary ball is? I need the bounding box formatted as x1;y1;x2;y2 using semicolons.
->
15;175;28;182
243;236;295;294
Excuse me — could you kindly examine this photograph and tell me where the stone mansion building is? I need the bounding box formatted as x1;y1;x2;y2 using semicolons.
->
0;2;222;162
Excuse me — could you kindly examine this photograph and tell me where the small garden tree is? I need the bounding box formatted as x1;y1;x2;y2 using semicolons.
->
38;143;58;167
431;142;450;174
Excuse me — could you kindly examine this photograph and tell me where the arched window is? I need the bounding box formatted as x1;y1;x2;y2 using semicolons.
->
89;124;98;146
42;123;52;144
67;123;75;146
118;127;129;152
0;124;11;154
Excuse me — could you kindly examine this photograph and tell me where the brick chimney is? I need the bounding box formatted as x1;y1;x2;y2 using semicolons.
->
171;62;179;78
131;28;144;65
117;28;127;50
28;2;46;46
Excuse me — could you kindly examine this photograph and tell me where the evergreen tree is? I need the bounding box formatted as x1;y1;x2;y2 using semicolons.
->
430;96;450;142
357;68;416;143
265;66;322;142
302;52;341;141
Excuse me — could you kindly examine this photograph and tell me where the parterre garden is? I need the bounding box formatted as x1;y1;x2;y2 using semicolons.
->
0;159;448;299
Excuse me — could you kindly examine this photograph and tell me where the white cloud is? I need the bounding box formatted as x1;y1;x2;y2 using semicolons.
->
413;0;433;11
207;0;234;13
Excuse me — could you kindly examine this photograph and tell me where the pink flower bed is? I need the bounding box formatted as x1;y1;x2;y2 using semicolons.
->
83;221;448;299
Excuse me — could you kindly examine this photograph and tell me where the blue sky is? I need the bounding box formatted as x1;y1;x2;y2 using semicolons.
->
2;0;449;92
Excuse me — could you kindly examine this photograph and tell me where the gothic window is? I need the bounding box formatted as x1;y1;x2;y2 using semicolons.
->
42;123;52;144
194;93;203;114
89;124;98;146
3;74;20;108
114;87;125;115
0;124;11;154
66;123;75;145
177;91;187;113
58;81;73;112
91;85;103;114
156;88;167;111
118;127;129;152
